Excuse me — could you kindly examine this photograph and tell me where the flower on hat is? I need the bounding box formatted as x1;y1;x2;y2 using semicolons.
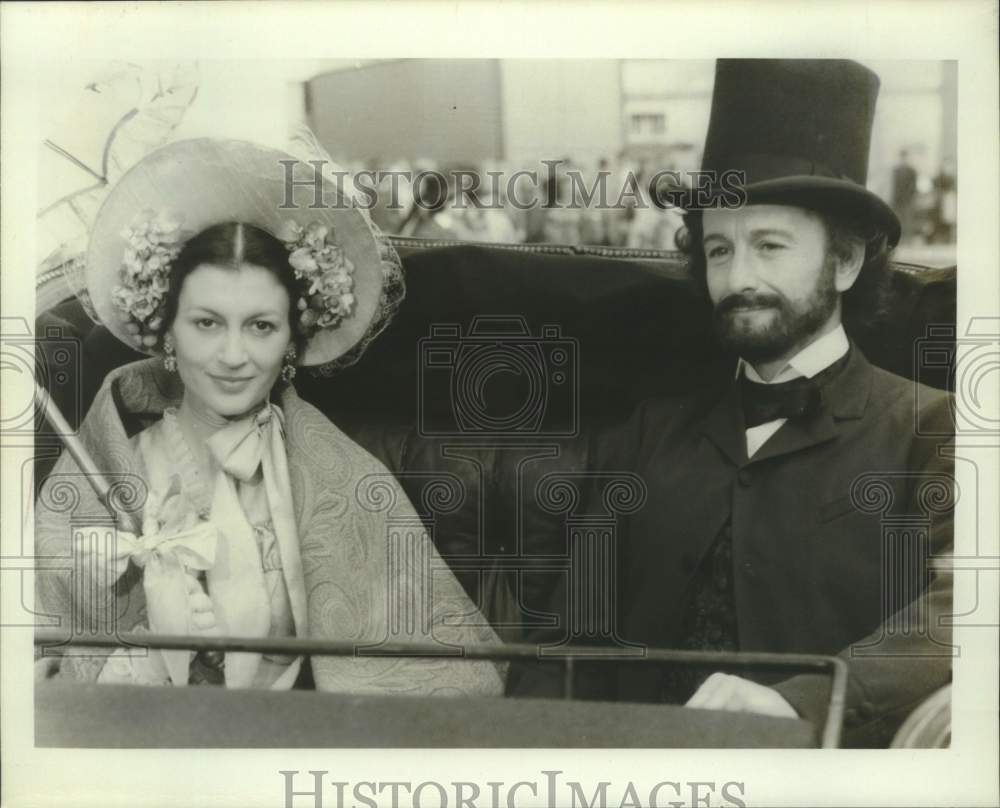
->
110;210;186;346
282;220;356;337
109;209;356;349
288;247;319;275
299;308;320;330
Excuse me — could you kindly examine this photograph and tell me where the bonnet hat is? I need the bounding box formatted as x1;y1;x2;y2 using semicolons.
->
85;136;404;370
684;58;901;247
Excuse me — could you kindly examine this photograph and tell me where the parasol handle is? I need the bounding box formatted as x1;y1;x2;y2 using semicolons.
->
34;381;142;534
35;381;225;671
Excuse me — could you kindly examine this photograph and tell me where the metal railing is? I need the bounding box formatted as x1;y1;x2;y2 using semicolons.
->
35;629;847;748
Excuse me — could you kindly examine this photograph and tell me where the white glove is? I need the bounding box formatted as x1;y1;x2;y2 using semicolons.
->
686;672;798;718
184;571;221;636
72;528;138;584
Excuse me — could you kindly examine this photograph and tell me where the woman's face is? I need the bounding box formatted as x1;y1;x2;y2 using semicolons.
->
168;263;292;420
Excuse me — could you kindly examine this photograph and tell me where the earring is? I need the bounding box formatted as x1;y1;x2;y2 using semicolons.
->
281;346;297;382
163;339;177;373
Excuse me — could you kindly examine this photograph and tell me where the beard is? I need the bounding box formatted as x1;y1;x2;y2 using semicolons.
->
712;256;839;363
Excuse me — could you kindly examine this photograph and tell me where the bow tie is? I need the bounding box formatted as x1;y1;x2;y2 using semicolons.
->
739;350;850;428
740;378;820;427
206;405;285;481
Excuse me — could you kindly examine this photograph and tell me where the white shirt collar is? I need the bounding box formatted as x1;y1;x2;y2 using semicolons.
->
737;324;849;384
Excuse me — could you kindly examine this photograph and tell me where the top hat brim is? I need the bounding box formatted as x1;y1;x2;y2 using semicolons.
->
87;138;388;367
677;176;901;248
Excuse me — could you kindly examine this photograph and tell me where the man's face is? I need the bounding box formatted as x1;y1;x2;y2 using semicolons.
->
701;204;840;364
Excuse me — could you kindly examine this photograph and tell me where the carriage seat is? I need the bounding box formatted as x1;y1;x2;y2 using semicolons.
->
35;241;957;640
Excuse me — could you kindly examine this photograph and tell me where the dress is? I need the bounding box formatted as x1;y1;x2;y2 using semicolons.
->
36;358;505;697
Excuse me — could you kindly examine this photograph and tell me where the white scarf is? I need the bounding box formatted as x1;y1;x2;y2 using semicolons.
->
80;403;308;688
203;404;308;687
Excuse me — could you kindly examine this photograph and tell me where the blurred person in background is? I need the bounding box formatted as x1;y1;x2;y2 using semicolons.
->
543;169;584;244
576;157;614;246
363;157;411;236
626;168;686;251
890;149;919;243
524;164;582;245
452;168;523;244
398;166;461;239
930;157;957;244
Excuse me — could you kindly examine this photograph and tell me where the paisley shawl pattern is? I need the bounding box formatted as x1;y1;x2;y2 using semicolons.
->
35;358;505;697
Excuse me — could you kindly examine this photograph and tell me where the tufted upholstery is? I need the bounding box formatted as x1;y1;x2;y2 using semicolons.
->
35;241;956;641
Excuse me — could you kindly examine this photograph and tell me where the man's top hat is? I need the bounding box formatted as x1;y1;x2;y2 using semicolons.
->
687;59;901;246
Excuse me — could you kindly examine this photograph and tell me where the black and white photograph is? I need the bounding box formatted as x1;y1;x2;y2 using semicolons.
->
1;2;997;807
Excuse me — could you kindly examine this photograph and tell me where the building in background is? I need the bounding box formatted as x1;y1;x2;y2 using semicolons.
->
305;58;955;179
618;61;957;196
305;59;623;168
619;59;714;175
29;55;961;310
299;58;956;257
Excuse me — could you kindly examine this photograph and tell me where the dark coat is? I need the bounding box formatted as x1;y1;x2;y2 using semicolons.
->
517;344;954;747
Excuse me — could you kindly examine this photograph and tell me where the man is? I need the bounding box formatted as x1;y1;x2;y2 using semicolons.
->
891;149;919;242
515;59;954;748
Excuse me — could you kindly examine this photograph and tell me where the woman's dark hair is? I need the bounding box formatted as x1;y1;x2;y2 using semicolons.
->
160;222;305;350
676;202;895;332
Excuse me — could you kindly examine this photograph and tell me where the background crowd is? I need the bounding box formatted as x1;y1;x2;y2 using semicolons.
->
358;150;957;261
357;156;689;251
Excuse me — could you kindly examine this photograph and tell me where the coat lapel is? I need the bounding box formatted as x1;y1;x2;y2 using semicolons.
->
748;409;839;463
699;382;748;467
751;343;873;463
821;342;874;421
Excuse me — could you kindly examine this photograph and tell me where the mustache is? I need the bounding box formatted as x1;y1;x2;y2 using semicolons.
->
714;293;785;317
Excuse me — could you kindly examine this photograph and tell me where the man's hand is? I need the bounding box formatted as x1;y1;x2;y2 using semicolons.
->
685;672;798;718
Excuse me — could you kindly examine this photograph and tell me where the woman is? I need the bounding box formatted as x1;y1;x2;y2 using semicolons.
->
35;138;505;696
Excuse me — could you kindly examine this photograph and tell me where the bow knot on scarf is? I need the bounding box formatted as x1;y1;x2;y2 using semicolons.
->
207;405;286;482
73;473;218;579
123;524;217;571
74;474;219;685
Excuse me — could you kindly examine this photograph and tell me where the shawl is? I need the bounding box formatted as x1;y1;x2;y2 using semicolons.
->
35;358;505;697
